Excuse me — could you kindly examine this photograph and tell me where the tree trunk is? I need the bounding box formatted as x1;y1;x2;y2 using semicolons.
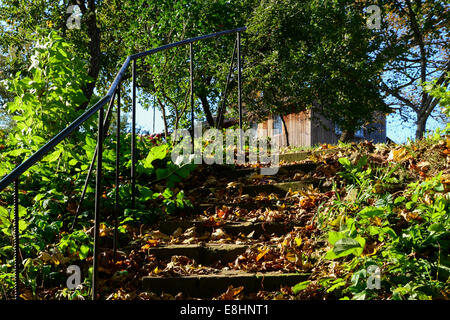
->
415;115;426;140
199;95;215;127
280;115;290;147
157;97;169;139
339;129;355;142
76;0;101;106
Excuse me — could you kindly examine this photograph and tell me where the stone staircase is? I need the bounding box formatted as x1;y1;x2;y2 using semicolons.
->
136;150;337;298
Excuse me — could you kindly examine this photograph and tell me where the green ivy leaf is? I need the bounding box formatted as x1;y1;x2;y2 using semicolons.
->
292;280;311;294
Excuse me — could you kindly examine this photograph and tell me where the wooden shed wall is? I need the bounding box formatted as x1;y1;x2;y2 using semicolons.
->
256;110;386;147
257;111;311;147
310;109;339;145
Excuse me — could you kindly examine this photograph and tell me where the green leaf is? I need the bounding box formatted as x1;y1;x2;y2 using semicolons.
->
356;155;367;169
358;207;384;218
42;149;63;162
338;157;351;168
394;196;406;204
434;183;444;192
156;168;169;180
144;144;168;168
328;231;346;246
68;158;79;166
79;244;90;260
140;186;153;201
333;238;362;255
162;188;173;199
292;280;311;294
8;149;31;157
326;278;346;293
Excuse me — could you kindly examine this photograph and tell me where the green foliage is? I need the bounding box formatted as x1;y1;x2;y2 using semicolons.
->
245;0;389;133
0;30;93;179
320;155;449;300
422;74;450;134
3;30;91;140
138;142;197;189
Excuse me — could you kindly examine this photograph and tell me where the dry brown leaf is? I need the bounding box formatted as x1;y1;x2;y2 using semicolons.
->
211;228;227;240
141;239;159;250
388;147;411;162
172;227;183;237
146;230;170;241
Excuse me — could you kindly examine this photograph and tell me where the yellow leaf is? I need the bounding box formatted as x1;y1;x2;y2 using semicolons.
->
286;252;296;262
329;215;346;227
227;182;240;189
256;248;270;262
20;290;34;300
99;223;110;237
230;286;244;296
388;147;411;163
373;216;382;226
141;239;159;250
294;237;302;246
268;194;279;200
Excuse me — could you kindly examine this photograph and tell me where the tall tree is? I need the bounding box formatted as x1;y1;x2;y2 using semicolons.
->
116;0;254;132
0;0;102;106
374;0;449;139
244;0;390;141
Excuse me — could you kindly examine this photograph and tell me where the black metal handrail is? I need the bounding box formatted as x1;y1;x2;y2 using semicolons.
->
0;27;246;300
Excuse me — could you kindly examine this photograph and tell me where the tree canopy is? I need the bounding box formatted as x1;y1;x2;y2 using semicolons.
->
0;0;448;140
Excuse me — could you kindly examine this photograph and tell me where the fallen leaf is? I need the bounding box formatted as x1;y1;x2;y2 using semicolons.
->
227;182;241;189
172;227;183;237
141;239;159;250
211;228;227;240
99;223;112;237
286;252;297;262
146;230;170;241
218;286;244;300
388;147;411;162
256;247;270;261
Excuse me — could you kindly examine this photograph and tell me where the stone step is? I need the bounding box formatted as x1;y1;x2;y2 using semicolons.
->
277;162;318;175
158;220;301;238
213;162;318;178
190;202;296;214
147;243;248;265
242;180;318;196
142;270;310;297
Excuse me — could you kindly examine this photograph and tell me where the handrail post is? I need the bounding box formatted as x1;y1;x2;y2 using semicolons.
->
131;59;137;209
13;178;20;300
114;83;121;262
216;39;237;129
237;31;243;151
92;106;104;300
73;92;117;230
190;43;194;154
